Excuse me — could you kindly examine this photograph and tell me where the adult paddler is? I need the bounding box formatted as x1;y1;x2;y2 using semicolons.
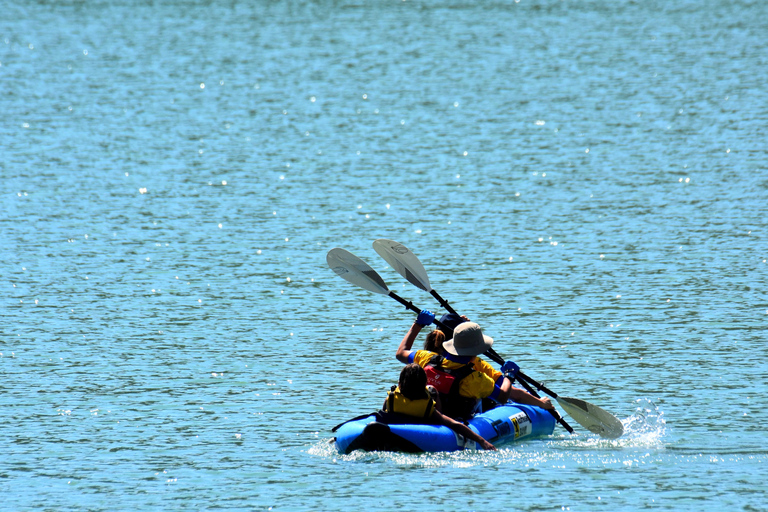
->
396;310;554;421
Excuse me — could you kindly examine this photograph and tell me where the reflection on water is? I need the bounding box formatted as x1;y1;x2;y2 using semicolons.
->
2;0;767;510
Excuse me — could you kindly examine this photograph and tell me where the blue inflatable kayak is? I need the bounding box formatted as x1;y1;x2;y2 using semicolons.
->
334;403;556;454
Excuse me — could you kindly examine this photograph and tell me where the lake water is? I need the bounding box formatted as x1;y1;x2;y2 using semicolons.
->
2;0;767;510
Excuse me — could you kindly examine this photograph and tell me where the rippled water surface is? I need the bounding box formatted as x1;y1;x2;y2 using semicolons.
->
2;0;767;510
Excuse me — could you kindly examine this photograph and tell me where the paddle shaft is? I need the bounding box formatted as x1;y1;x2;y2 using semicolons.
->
345;243;619;436
430;289;457;316
386;290;457;334
515;373;573;433
517;370;562;400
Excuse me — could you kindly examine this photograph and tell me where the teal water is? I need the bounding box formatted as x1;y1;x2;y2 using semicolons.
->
2;0;767;510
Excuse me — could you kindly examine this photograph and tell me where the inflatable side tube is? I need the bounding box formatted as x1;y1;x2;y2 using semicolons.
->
334;404;556;454
334;415;376;454
469;403;556;445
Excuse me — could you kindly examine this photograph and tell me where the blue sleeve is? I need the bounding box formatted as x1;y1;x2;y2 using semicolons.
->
495;375;505;387
407;352;416;364
489;385;502;401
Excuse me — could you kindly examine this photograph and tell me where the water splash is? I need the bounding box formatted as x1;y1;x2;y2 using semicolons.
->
309;437;574;468
621;397;667;446
554;398;666;451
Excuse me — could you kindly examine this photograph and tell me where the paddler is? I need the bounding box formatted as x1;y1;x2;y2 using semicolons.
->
382;363;496;451
396;310;554;421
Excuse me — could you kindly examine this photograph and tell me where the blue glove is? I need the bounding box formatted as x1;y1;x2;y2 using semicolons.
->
415;310;435;327
501;360;519;377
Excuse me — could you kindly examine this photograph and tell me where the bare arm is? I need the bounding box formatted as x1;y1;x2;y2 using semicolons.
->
434;410;496;451
496;375;513;403
395;323;423;363
502;381;554;410
494;377;554;410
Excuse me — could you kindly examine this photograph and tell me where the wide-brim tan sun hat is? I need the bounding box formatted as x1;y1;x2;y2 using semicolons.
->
442;322;494;356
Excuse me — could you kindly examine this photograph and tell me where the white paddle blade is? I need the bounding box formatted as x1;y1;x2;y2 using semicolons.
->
556;396;624;439
372;239;432;292
326;248;390;295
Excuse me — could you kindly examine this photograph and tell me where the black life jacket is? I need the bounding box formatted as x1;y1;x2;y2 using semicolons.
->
424;355;478;421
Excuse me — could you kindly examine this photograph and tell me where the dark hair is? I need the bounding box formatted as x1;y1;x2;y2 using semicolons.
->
424;329;446;353
399;363;428;400
438;313;464;338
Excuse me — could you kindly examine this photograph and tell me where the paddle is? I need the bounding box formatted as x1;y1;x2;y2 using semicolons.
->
505;361;623;439
326;248;458;331
372;239;459;316
372;239;624;439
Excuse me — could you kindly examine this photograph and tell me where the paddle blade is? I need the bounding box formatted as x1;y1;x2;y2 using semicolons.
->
555;396;624;439
326;248;390;295
372;239;432;292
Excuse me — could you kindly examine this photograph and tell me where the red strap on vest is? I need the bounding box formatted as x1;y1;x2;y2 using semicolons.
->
424;365;456;394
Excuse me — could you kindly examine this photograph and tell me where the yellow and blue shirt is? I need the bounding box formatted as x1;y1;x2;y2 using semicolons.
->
409;350;502;401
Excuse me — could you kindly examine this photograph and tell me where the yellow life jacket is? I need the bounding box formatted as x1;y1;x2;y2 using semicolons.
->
384;386;436;419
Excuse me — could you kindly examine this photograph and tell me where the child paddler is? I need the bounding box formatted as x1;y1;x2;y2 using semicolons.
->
383;364;496;451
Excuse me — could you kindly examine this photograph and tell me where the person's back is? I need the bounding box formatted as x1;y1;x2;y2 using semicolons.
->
382;363;436;420
402;320;500;420
421;352;485;420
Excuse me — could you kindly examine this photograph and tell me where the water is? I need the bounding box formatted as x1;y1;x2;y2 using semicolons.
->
2;0;767;510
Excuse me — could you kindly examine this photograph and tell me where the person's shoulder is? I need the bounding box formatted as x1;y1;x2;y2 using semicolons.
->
472;356;491;368
473;357;501;375
474;367;494;378
442;357;470;370
412;350;437;365
469;368;496;384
